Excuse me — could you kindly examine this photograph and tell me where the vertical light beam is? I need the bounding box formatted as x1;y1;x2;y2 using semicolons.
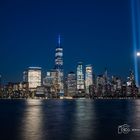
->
136;0;140;49
131;0;139;86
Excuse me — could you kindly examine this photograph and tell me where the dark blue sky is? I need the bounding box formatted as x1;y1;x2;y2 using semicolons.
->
0;0;134;83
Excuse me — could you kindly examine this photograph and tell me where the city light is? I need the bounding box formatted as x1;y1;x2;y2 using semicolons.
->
0;36;140;99
137;52;140;56
23;67;42;90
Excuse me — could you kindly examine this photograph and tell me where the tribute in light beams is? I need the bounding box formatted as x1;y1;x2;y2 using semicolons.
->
131;0;140;86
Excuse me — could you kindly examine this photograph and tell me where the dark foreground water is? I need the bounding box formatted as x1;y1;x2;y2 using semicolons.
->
0;99;140;140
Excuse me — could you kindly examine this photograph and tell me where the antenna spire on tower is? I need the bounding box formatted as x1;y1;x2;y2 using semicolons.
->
58;34;61;46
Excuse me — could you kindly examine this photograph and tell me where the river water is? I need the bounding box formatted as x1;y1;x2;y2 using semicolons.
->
0;99;140;140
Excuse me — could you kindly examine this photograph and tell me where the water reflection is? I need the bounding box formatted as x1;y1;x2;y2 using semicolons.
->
1;99;140;140
42;100;76;140
72;99;96;140
130;100;140;139
19;99;45;140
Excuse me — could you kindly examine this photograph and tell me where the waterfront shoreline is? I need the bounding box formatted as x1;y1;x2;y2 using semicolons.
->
0;97;140;100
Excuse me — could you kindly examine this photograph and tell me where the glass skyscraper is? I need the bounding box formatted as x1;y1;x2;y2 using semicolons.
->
77;62;85;93
85;65;93;94
23;67;42;91
67;72;76;96
54;35;64;96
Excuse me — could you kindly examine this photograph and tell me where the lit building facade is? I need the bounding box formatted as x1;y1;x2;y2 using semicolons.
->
127;70;135;86
54;35;64;96
67;72;76;96
43;72;54;87
23;67;41;91
96;75;105;87
77;62;85;92
85;65;93;94
43;69;59;95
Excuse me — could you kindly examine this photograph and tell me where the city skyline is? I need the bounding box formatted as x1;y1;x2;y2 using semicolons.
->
0;34;138;84
1;1;140;140
0;36;137;99
0;0;139;83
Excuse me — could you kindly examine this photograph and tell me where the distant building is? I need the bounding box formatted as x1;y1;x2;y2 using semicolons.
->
43;71;54;87
54;35;64;96
111;76;122;89
127;70;135;87
66;72;76;96
103;68;109;85
96;75;105;96
23;67;41;91
35;86;46;97
126;71;137;96
116;78;122;90
77;62;85;93
3;82;29;98
85;65;93;94
96;75;105;87
43;69;58;95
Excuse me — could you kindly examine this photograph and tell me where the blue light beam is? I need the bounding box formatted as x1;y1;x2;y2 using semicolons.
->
131;0;139;86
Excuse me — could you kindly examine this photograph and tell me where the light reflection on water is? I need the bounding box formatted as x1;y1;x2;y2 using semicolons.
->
129;100;140;138
71;99;96;140
19;100;44;140
0;99;140;140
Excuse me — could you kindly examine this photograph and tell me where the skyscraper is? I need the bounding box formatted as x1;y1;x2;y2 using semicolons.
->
43;71;54;87
43;70;58;97
85;65;93;94
66;72;76;97
23;67;42;91
54;35;64;96
77;62;85;93
55;35;63;70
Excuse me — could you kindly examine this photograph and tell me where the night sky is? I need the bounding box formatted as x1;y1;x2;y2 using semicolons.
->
0;0;135;83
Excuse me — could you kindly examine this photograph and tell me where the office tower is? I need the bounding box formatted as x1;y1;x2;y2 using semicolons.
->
67;72;76;96
43;69;59;94
104;68;108;84
23;67;41;91
96;75;105;87
96;75;105;96
116;77;122;90
85;65;93;94
129;70;135;86
43;71;54;87
77;62;85;92
54;35;64;96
